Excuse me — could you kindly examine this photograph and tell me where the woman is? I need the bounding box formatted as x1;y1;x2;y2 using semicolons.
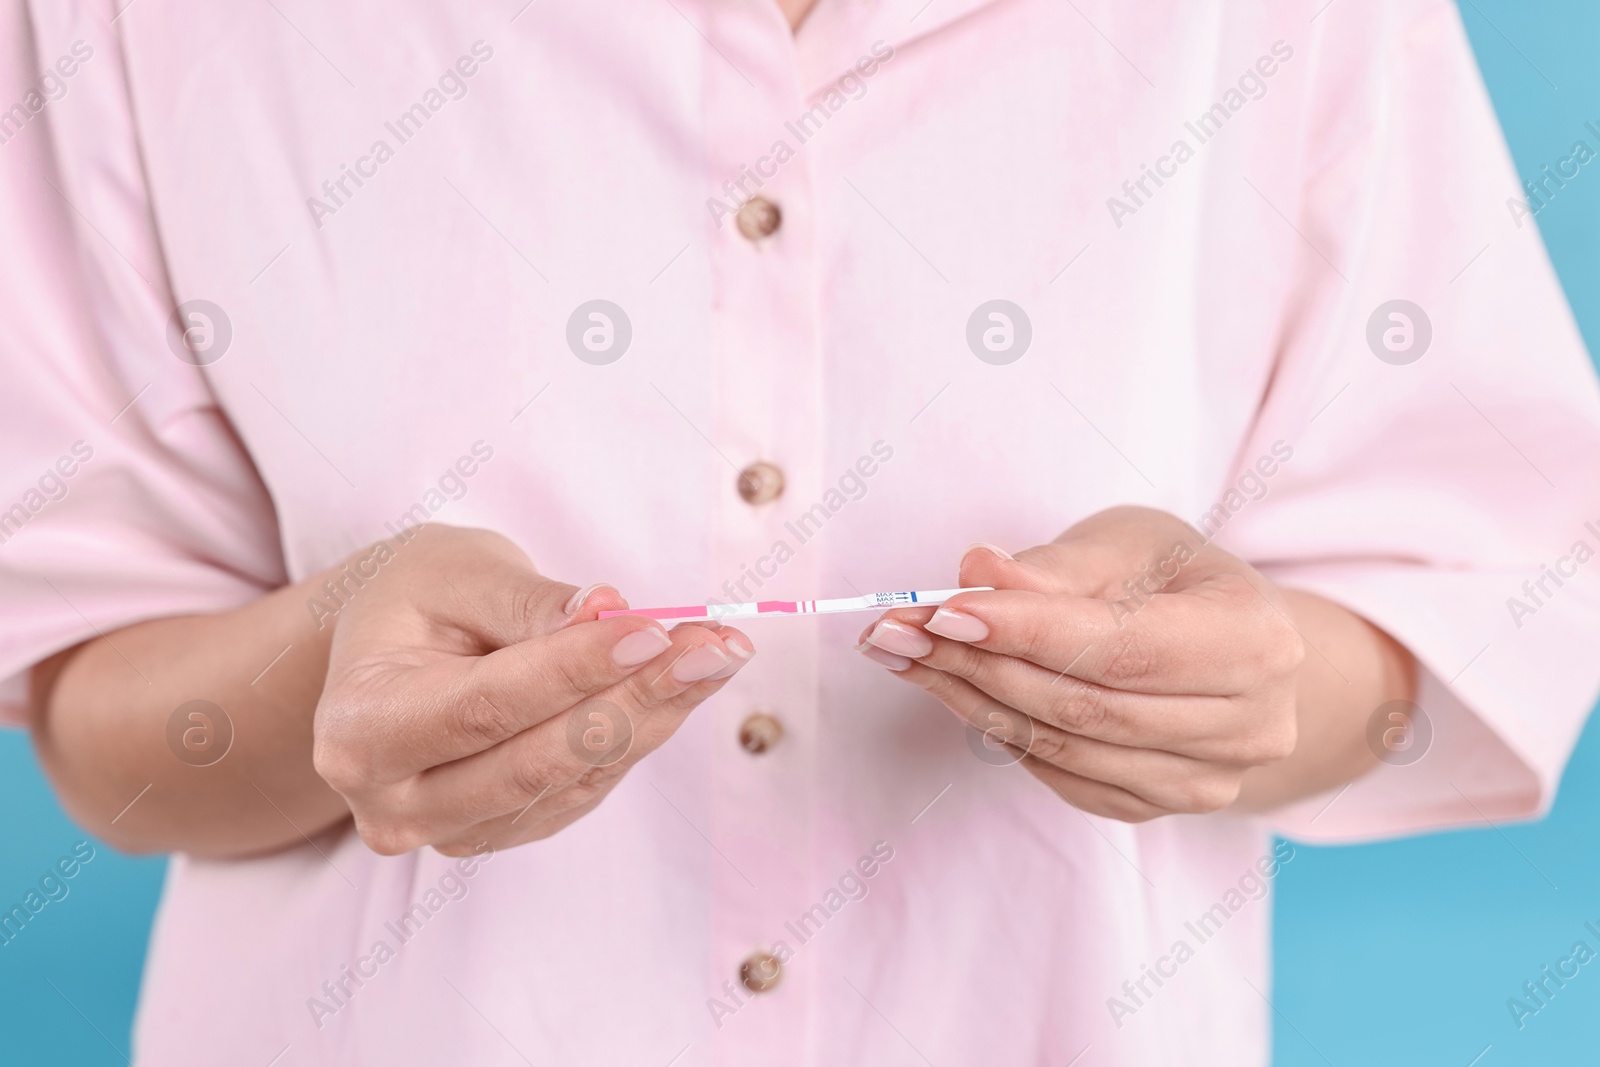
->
4;0;1598;1063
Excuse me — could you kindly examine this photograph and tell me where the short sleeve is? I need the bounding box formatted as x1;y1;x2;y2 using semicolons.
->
0;3;285;727
1216;0;1600;840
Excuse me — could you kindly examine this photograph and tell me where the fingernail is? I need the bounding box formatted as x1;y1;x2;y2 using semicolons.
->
565;583;619;615
925;607;989;643
673;643;732;683
611;627;672;667
965;542;1013;561
866;620;933;659
856;641;912;672
707;639;755;680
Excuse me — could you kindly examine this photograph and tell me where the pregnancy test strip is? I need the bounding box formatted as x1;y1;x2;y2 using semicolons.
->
598;588;994;624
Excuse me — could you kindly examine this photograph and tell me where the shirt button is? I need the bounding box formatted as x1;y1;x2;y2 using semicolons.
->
736;197;782;240
738;713;784;755
737;462;785;505
740;951;783;994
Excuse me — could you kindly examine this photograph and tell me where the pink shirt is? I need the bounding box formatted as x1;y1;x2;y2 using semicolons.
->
4;0;1600;1063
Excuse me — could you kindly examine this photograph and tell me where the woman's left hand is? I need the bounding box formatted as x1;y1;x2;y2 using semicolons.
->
857;506;1306;821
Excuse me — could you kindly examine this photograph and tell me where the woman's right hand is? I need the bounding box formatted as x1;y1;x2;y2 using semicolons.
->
311;524;752;856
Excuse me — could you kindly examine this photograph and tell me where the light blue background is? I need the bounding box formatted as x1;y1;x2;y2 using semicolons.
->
1274;3;1600;1065
2;2;1597;1063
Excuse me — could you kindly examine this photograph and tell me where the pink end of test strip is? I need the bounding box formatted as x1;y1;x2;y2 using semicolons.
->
598;588;993;624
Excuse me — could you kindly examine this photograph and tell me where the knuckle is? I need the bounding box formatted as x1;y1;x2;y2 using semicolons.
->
1251;610;1304;675
311;742;348;792
506;756;552;803
567;763;625;808
1049;678;1115;735
1097;630;1156;687
1227;583;1303;677
312;731;371;795
542;650;599;701
648;685;713;722
1021;724;1070;765
1009;614;1059;666
932;639;986;680
1173;774;1241;814
920;669;964;705
504;581;548;641
1215;708;1298;764
1216;570;1265;608
356;816;423;857
1251;718;1299;763
1270;621;1306;675
448;689;515;750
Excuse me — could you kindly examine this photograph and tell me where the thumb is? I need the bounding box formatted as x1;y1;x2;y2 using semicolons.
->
957;542;1059;594
960;538;1154;598
419;545;627;645
962;508;1211;600
482;576;630;642
556;582;630;628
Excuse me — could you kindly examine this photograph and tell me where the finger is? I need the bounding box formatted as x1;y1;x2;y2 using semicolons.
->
957;688;1245;815
866;579;1299;696
436;566;629;649
434;786;610;856
958;513;1206;599
427;609;764;765
396;624;752;836
400;662;736;844
691;622;759;680
360;613;680;773
858;509;1247;663
871;633;1257;755
558;582;631;625
1020;759;1166;823
844;540;1111;650
329;608;677;782
879;655;1172;822
336;529;625;654
1036;507;1220;595
956;542;1063;594
882;646;1262;774
1018;729;1243;814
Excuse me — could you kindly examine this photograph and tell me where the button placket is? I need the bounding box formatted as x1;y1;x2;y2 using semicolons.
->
698;6;823;1057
